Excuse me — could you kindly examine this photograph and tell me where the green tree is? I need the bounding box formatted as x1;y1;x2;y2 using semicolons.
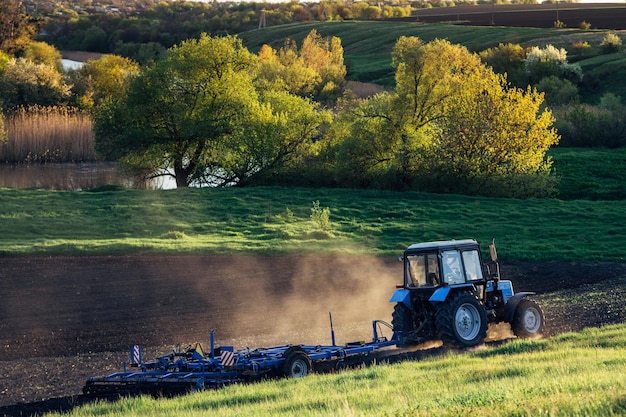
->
390;37;488;187
256;30;346;103
479;43;526;87
257;40;319;98
428;70;560;196
23;41;63;72
219;90;331;186
299;30;346;101
70;54;140;109
554;94;626;148
94;34;258;188
0;0;36;54
329;92;401;188
94;34;329;188
0;58;71;108
330;37;560;196
535;75;579;106
81;26;109;53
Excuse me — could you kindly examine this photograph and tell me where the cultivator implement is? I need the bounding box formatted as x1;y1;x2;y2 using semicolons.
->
84;320;399;396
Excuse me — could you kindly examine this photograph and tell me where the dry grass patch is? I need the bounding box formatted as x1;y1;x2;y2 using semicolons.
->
1;106;97;163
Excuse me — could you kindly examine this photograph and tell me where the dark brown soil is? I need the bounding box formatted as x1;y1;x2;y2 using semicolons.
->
1;255;625;416
389;3;626;30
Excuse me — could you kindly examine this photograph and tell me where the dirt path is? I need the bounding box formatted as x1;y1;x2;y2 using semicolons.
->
1;255;625;415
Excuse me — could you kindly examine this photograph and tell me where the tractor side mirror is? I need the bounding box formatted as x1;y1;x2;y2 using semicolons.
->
489;238;498;262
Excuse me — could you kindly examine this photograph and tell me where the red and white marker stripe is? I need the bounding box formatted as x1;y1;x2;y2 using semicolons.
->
132;345;141;364
220;350;234;367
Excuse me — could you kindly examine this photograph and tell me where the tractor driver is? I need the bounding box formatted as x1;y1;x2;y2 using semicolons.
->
442;251;464;284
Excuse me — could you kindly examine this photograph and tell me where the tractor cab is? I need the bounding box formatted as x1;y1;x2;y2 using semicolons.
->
401;239;486;290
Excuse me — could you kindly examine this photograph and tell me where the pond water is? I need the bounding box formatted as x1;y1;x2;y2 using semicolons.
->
0;163;175;190
61;59;84;71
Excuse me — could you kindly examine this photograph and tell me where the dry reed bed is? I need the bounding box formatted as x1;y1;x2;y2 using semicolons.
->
1;106;97;163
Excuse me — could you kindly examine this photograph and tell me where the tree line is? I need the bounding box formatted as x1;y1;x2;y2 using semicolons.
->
29;0;411;65
0;27;560;196
88;32;556;196
3;0;625;196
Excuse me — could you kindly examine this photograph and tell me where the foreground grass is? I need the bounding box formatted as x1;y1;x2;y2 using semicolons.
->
1;183;625;260
52;324;626;417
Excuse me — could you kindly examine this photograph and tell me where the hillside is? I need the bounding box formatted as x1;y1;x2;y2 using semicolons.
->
239;19;626;99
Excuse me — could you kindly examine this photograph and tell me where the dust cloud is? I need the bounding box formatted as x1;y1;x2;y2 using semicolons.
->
201;255;402;349
0;254;403;359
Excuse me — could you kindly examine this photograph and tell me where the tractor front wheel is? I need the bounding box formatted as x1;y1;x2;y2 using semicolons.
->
511;299;545;338
435;291;487;348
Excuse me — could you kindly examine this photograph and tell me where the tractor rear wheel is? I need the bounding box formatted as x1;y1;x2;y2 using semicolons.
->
435;291;487;348
391;303;413;334
392;303;422;344
282;348;312;378
511;299;545;338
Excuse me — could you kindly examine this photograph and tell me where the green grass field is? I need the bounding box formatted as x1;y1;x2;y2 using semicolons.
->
49;323;626;417
1;148;624;261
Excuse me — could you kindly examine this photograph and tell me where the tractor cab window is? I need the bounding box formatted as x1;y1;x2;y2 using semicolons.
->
406;253;440;287
462;250;484;281
441;250;465;285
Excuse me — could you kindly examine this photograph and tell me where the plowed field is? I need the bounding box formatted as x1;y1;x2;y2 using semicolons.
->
1;255;625;416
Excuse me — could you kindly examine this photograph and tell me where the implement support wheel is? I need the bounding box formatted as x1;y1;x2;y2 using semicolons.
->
282;348;312;378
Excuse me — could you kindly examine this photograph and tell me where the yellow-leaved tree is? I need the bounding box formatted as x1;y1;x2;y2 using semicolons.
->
256;29;346;103
427;69;559;196
330;37;559;197
71;55;140;109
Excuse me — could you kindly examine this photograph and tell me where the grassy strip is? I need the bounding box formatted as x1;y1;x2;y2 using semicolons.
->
52;323;626;417
1;184;625;260
550;147;626;200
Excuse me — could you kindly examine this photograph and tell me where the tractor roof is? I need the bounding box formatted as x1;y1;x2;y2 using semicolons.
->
405;239;478;253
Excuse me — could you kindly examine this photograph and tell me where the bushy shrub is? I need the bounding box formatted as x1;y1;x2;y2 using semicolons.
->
571;41;591;56
23;41;63;72
600;32;622;53
524;44;582;84
0;58;71;108
535;76;579;105
553;95;626;148
310;200;331;233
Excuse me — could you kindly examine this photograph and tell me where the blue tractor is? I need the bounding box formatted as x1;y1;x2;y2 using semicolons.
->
390;239;545;348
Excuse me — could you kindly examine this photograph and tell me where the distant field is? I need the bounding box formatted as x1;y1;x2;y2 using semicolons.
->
239;18;626;90
393;3;626;29
241;22;557;84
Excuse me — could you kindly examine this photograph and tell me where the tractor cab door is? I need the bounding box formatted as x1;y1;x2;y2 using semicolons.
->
406;252;440;288
440;249;484;285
